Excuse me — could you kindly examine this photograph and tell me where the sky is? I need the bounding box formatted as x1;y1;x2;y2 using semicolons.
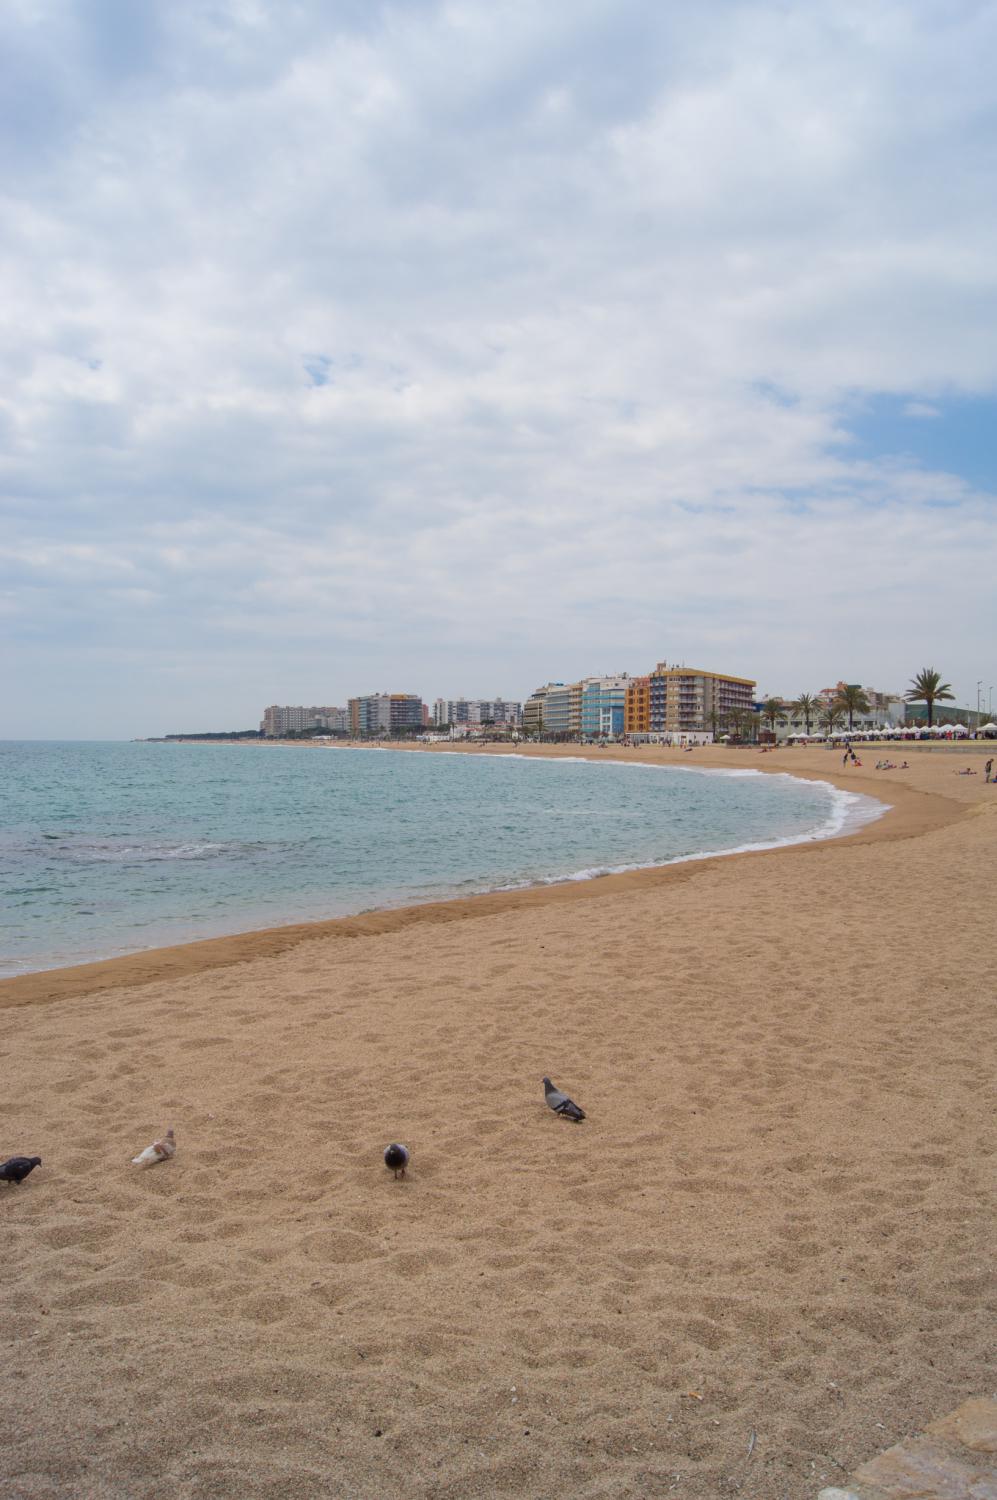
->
2;0;996;737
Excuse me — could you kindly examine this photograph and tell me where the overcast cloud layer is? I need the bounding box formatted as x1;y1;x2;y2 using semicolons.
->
3;0;996;736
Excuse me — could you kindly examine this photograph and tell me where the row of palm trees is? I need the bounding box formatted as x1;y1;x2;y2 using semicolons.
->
726;668;955;740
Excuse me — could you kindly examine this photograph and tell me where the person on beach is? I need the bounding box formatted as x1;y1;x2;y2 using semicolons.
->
986;758;993;783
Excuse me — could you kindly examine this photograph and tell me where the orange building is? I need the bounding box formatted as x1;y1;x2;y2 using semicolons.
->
624;675;650;734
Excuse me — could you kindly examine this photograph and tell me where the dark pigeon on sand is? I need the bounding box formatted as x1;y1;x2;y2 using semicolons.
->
384;1143;409;1178
543;1077;585;1122
0;1155;42;1185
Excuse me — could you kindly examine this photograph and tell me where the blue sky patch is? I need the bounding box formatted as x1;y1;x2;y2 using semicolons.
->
837;393;997;494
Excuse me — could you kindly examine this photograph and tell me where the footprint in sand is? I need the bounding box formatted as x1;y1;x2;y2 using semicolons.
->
300;1228;387;1263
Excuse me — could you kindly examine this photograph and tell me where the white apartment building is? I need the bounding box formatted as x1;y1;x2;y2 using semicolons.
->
260;704;346;737
433;698;522;728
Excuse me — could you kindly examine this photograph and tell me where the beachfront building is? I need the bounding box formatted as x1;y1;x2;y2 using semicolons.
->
648;664;756;737
899;703;980;730
523;684;557;736
814;684;906;733
523;682;579;738
316;707;349;733
624;676;650;736
864;689;905;726
542;682;582;739
260;704;345;737
433;698;523;729
579;675;630;738
348;693;425;736
472;698;522;727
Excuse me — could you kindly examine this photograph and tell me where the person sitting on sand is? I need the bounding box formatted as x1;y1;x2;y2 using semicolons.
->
900;761;909;769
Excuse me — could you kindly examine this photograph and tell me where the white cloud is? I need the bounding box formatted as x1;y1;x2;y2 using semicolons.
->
903;401;941;419
1;0;995;734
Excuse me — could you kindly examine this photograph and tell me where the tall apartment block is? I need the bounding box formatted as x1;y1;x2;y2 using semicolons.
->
647;664;756;735
579;675;630;737
540;682;581;737
348;693;425;735
261;705;346;737
522;683;560;737
433;698;523;728
624;676;650;734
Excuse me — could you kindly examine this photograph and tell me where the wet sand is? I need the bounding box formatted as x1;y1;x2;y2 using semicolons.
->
1;743;994;1498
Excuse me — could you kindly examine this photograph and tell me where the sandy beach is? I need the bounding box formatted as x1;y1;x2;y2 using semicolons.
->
2;742;994;1499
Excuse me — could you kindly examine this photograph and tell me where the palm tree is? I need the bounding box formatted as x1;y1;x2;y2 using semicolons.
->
724;707;748;741
833;684;871;733
791;693;821;735
819;703;844;735
905;667;954;728
760;697;787;737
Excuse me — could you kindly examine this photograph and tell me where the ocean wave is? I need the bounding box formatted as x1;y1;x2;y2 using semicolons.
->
51;839;232;864
490;783;887;892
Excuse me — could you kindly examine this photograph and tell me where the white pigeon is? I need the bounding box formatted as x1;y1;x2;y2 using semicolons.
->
132;1127;176;1166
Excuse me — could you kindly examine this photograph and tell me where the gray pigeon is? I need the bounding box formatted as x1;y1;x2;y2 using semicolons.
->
543;1077;585;1122
384;1143;409;1178
0;1155;42;1184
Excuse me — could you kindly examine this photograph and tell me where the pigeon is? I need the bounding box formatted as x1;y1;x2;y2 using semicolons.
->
384;1143;409;1178
131;1127;176;1166
543;1076;586;1122
0;1155;42;1185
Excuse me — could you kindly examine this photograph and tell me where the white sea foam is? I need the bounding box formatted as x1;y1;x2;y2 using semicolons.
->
57;840;229;863
486;765;887;892
405;747;889;867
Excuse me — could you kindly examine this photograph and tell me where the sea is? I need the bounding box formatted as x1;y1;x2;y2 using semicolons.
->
0;742;886;977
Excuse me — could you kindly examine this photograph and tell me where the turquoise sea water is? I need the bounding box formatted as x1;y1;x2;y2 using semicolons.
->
0;742;885;976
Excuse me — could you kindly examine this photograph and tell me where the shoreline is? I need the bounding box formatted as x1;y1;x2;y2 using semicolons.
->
0;742;967;1008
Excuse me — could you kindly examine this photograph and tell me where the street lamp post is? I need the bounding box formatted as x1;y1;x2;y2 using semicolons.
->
977;680;983;729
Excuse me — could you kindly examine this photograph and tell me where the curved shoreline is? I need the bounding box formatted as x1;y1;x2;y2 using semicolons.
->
0;742;969;1009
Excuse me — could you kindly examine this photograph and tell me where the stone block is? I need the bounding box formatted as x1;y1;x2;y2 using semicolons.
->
853;1433;997;1498
927;1398;997;1455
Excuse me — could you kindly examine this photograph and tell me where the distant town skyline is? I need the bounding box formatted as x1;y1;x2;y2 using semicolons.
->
2;1;995;740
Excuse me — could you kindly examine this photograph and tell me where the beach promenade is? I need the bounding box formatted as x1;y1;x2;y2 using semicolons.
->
1;744;993;1499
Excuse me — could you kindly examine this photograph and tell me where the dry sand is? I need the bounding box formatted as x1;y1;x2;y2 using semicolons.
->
1;742;994;1499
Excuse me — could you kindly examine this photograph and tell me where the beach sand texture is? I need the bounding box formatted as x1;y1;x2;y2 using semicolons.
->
1;745;994;1499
